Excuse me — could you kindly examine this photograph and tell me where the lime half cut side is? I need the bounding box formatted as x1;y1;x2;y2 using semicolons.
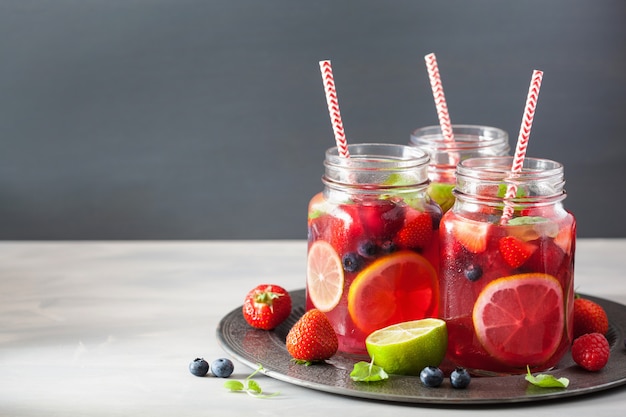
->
365;318;447;376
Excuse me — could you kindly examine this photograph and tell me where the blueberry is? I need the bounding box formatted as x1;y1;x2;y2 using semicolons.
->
342;252;363;272
419;366;444;387
464;264;483;282
430;210;442;231
450;367;471;389
189;358;209;377
357;240;377;258
211;358;234;378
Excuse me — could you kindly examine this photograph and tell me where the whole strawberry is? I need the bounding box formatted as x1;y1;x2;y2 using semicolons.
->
286;309;338;364
395;208;433;250
242;284;292;330
573;297;609;338
571;332;610;371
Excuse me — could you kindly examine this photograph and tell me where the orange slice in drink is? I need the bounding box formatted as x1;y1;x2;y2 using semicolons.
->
472;273;564;367
347;251;438;335
306;241;344;312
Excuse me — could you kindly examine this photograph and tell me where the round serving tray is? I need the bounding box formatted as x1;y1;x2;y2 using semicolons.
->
217;289;626;405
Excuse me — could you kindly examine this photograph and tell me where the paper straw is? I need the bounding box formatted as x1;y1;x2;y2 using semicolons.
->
501;69;544;223
319;60;350;158
424;53;454;142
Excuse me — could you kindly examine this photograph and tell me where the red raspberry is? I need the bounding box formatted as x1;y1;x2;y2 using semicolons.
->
571;333;610;371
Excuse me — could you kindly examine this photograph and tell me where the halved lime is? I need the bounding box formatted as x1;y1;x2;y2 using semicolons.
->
365;318;447;376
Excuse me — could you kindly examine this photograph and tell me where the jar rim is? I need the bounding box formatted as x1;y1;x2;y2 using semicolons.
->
457;156;563;181
410;124;509;152
325;143;430;169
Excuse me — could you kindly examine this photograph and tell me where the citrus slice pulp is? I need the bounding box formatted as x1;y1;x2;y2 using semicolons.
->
472;273;564;367
365;318;447;375
306;240;344;312
347;251;438;335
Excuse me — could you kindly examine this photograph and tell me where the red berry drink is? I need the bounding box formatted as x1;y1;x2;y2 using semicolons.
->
410;125;509;213
439;156;576;375
306;144;442;355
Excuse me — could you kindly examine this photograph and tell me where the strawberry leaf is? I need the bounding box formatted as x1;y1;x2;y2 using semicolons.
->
350;359;389;382
525;366;569;388
291;358;316;366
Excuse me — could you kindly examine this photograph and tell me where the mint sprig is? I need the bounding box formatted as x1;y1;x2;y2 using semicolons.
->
224;364;280;398
525;365;569;388
350;358;389;382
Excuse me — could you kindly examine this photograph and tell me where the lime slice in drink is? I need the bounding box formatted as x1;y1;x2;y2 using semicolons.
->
381;173;424;209
365;318;447;376
427;182;456;213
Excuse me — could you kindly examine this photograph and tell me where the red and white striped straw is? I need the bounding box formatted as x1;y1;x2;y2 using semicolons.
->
319;60;350;158
501;69;544;223
424;53;454;142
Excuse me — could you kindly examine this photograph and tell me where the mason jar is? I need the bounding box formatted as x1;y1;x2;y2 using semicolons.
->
306;143;442;355
439;156;576;375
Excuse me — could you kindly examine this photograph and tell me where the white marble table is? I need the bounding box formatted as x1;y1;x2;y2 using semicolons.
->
1;240;625;416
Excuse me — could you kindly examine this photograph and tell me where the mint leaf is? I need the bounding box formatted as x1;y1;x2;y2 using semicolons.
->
350;359;389;382
224;364;280;398
247;379;262;394
508;216;549;225
525;366;569;388
224;380;244;391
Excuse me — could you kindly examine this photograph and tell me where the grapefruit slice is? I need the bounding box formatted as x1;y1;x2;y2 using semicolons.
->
347;251;438;335
306;241;344;312
472;273;564;367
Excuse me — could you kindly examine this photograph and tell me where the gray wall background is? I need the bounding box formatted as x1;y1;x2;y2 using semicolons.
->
1;0;625;240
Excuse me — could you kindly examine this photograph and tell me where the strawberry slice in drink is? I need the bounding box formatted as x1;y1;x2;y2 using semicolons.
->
447;217;490;254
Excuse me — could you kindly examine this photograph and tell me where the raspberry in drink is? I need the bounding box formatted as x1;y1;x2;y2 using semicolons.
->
306;144;442;355
439;156;575;375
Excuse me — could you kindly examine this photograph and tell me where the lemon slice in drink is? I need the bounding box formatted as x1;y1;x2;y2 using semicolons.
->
307;241;344;312
347;251;438;335
365;318;447;376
